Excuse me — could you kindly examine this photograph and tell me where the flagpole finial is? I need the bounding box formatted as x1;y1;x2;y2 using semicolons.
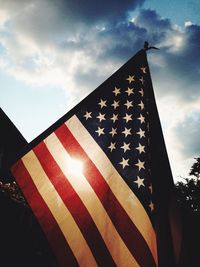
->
143;41;159;51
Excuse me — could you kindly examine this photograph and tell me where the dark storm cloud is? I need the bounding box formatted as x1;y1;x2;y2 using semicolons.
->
100;9;200;93
162;24;200;88
58;0;145;24
68;8;172;72
90;9;173;63
135;9;172;31
3;0;145;47
118;10;200;101
2;1;199;90
59;7;200;101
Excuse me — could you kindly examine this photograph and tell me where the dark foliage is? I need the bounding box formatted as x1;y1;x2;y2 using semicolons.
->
175;177;200;214
174;157;200;267
175;157;200;214
189;157;200;179
0;184;59;267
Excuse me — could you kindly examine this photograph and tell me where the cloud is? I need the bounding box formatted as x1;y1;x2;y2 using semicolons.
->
0;0;145;44
175;112;200;158
134;13;200;106
0;1;150;101
156;94;200;179
1;2;199;100
135;9;172;32
0;1;200;180
58;0;145;24
185;21;193;27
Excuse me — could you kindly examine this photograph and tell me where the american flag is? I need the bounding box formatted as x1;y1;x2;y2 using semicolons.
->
11;50;161;267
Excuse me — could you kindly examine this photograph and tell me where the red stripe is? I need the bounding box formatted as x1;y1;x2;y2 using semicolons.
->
11;160;79;267
56;123;157;267
33;141;116;267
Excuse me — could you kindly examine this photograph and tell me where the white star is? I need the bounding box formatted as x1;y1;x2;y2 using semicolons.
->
122;127;131;137
126;75;135;84
149;184;153;194
119;157;130;169
113;87;121;96
124;100;133;109
95;127;105;136
135;159;145;171
138;88;144;97
137;114;145;124
136;143;145;154
83;111;92;120
136;128;145;138
96;112;106;122
111;100;120;109
109;127;117;137
121;142;130;152
138;101;145;110
149;201;154;212
139;76;145;85
125;87;134;96
140;66;147;74
108;142;116;152
134;176;145;188
110;113;118;123
98;99;107;108
123;113;132;123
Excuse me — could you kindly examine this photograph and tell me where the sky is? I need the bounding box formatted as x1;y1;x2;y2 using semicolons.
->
0;0;200;183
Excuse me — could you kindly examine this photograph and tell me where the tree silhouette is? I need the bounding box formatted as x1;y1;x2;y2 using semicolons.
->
189;157;200;179
174;157;200;267
175;157;200;214
175;177;200;214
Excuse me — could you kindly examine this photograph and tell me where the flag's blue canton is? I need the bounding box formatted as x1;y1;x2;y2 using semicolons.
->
77;65;154;222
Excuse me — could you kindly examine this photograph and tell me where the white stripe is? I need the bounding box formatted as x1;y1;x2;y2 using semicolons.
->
22;150;98;267
45;132;140;267
66;115;158;265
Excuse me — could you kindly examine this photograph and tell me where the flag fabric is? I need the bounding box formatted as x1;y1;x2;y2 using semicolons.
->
11;49;179;267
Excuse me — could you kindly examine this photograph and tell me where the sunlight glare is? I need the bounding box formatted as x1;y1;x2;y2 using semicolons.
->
69;158;83;176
